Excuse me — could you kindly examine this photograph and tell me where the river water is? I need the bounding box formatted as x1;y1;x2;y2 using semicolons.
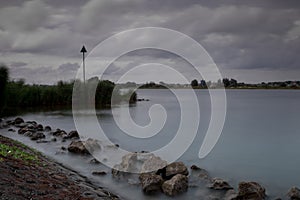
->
2;89;300;199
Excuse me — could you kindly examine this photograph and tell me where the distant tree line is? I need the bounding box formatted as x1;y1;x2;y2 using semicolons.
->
191;78;300;89
139;82;168;89
191;78;238;88
118;79;300;89
0;65;136;116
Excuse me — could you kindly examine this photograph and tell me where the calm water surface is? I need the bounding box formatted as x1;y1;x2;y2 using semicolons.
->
2;89;300;199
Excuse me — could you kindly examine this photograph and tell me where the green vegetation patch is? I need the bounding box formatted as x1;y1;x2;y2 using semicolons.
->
0;143;38;162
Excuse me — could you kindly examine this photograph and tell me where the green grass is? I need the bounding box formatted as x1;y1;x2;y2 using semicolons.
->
0;143;38;162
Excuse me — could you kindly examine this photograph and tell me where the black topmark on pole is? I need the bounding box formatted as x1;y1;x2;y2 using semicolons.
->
80;46;87;84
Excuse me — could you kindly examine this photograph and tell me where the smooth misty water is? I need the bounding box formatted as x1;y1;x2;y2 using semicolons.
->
2;89;300;199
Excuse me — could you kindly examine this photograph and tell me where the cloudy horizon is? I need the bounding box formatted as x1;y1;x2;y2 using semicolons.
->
1;0;300;84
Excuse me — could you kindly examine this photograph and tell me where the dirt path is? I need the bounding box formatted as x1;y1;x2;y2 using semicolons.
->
0;135;119;200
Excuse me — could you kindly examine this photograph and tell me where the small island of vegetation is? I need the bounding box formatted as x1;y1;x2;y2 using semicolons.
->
0;65;137;117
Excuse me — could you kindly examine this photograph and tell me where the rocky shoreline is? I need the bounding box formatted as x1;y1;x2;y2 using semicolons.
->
1;117;300;199
0;134;119;200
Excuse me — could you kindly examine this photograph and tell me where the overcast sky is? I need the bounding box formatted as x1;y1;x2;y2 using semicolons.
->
0;0;300;84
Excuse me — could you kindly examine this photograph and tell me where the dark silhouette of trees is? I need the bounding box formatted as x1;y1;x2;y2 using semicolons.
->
222;78;230;87
191;79;198;87
0;68;136;116
200;80;207;88
0;65;9;114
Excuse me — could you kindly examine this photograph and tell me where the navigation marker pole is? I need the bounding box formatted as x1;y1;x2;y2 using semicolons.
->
80;45;87;84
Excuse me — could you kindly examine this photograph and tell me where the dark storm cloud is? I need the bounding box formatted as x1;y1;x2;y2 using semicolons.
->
0;0;300;83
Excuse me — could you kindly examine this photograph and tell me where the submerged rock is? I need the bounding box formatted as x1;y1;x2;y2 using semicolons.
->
92;171;107;176
162;174;188;196
209;178;233;190
287;187;300;200
190;164;201;170
90;158;100;164
36;140;51;143
237;181;266;200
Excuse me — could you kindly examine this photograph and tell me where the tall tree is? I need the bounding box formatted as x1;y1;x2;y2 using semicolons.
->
191;79;198;87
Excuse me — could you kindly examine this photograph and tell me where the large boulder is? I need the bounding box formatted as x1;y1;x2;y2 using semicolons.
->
157;162;188;180
237;181;266;200
113;152;167;174
287;187;300;200
67;138;100;154
139;173;164;194
141;155;168;173
209;178;233;190
162;174;188;196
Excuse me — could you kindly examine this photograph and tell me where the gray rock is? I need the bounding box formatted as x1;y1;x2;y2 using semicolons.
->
162;174;188;196
139;173;163;194
14;117;24;125
24;131;45;140
26;121;37;125
64;130;79;139
36;124;43;131
141;155;168;173
209;178;233;190
52;129;67;137
237;181;266;200
30;132;46;140
287;187;300;200
68;140;89;154
67;138;101;154
16;122;28;128
163;162;189;179
44;126;51;132
113;152;167;174
18;127;35;135
27;124;35;129
8;128;16;132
